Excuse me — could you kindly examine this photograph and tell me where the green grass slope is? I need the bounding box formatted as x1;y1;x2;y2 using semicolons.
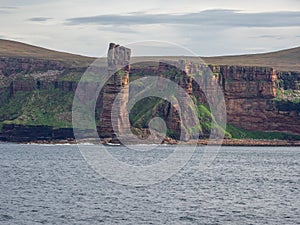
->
0;88;73;128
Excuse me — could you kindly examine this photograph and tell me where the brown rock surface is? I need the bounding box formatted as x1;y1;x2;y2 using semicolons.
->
98;43;131;138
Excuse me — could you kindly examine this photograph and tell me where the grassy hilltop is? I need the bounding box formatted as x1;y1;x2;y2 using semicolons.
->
1;39;300;71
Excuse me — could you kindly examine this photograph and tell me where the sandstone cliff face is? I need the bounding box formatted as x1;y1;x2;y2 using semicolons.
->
0;57;82;141
0;55;87;93
0;47;300;141
98;43;131;138
0;57;66;76
188;64;299;135
214;66;277;132
129;62;300;136
8;80;78;95
212;66;299;134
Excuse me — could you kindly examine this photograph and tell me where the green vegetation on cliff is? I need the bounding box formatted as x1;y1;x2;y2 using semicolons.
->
0;88;73;128
226;124;300;141
1;87;300;141
129;96;229;139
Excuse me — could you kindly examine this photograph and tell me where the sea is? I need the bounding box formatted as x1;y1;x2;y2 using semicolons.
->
0;143;299;224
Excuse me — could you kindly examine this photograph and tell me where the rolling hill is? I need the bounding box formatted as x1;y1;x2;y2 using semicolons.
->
203;46;300;72
0;39;94;67
0;39;299;71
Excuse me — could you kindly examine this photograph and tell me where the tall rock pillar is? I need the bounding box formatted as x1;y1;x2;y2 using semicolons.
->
99;43;131;139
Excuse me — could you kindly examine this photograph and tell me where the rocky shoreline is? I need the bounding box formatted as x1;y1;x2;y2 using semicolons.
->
3;137;300;146
1;125;299;146
197;138;300;146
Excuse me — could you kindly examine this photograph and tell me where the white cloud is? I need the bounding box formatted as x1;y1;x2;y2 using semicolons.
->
65;10;300;27
0;0;299;57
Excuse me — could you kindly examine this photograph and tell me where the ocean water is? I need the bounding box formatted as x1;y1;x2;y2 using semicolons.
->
0;143;299;224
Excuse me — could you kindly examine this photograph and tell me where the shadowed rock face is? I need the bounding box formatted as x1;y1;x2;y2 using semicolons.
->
0;57;66;76
0;124;74;142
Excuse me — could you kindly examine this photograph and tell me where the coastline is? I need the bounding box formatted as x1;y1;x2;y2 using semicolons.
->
197;139;300;146
2;138;300;146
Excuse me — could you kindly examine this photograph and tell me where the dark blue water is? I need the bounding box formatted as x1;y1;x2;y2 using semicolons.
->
0;143;299;224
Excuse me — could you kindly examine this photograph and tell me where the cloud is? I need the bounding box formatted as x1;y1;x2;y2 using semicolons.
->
0;6;17;14
97;25;137;34
0;6;18;9
0;10;10;14
65;9;300;28
254;35;284;40
28;17;52;22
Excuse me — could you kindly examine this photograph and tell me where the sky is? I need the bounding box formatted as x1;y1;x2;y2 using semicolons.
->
0;0;300;57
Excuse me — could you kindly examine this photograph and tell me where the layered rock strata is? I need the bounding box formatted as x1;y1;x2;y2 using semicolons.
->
98;43;131;138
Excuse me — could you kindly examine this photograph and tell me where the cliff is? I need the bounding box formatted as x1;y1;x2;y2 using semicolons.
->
99;43;131;138
129;63;300;137
0;39;299;142
212;66;300;135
